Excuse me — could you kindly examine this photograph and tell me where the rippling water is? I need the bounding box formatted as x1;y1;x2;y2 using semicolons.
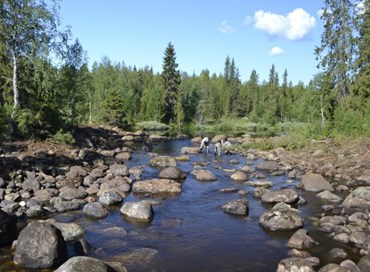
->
0;139;355;272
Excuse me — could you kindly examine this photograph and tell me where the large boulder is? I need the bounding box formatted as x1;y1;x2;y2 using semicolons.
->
259;203;304;231
357;254;370;272
109;164;129;176
342;186;370;213
261;189;299;204
98;189;123;206
133;179;182;195
14;221;67;269
287;229;319;250
0;210;17;246
149;156;176;168
211;135;227;143
120;201;154;222
47;220;85;242
221;199;248;216
54;256;126;272
180;147;200;154
192;169;217;181
316;190;342;203
301;172;334;192
256;161;280;172
276;257;317;272
230;171;248;182
159;167;186;180
83;202;109;219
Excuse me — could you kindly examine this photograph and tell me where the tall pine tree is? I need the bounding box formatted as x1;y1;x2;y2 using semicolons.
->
161;42;181;124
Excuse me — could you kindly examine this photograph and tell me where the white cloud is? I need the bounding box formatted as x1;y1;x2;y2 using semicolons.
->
254;8;316;40
218;20;235;34
269;46;285;56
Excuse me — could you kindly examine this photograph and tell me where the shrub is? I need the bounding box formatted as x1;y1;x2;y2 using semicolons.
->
47;129;75;145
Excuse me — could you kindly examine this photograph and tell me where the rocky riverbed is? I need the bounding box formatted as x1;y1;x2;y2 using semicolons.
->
0;127;370;271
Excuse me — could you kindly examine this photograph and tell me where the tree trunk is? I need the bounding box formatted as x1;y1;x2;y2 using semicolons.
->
12;51;19;110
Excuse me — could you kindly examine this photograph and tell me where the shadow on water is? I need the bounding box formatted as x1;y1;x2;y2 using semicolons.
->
0;139;360;272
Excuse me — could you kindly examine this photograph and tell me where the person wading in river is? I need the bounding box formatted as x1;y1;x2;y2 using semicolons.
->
214;140;223;156
199;136;211;153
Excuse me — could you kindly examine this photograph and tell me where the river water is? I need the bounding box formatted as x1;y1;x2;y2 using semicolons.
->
0;139;355;272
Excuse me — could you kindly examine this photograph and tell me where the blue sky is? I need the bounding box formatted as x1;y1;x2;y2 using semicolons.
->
58;0;324;85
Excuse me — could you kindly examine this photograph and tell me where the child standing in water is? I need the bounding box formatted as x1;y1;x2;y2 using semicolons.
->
199;137;211;153
214;140;222;156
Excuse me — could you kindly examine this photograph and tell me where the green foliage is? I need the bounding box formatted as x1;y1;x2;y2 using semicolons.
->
161;42;181;123
47;129;75;145
332;107;370;136
103;88;128;129
136;121;170;131
16;103;61;139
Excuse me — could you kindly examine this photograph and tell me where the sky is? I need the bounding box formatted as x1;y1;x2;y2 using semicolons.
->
58;0;325;85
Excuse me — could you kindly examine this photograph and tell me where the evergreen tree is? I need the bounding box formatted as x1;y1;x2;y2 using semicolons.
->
103;88;126;128
352;0;370;102
161;42;181;123
315;0;356;99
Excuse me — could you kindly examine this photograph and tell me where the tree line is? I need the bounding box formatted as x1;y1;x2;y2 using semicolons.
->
0;0;370;141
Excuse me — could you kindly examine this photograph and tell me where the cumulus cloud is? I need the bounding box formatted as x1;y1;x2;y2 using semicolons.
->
254;8;316;40
218;20;235;34
269;47;285;56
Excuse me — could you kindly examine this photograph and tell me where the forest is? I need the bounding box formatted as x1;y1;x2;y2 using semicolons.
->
1;0;370;143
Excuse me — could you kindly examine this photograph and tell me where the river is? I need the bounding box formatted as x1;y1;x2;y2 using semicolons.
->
0;139;355;272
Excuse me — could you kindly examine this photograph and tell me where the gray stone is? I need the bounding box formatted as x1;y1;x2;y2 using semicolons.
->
133;179;182;195
317;190;342;203
318;263;349;272
98;189;123;206
259;203;304;231
120;201;154;222
358;254;370;272
192;169;217;181
276;257;316;272
287;229;319;250
256;161;280;172
159;167;186;180
54;256;124;272
14;221;67;269
149;156;177;168
180;147;200;154
261;189;299;204
83;202;109;219
47;219;85;242
343;186;370;213
221;199;248;216
59;187;87;201
302;172;334;192
109;164;129;176
230;171;248;182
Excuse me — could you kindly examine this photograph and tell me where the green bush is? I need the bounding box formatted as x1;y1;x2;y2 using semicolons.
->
47;129;75;145
136;121;170;131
